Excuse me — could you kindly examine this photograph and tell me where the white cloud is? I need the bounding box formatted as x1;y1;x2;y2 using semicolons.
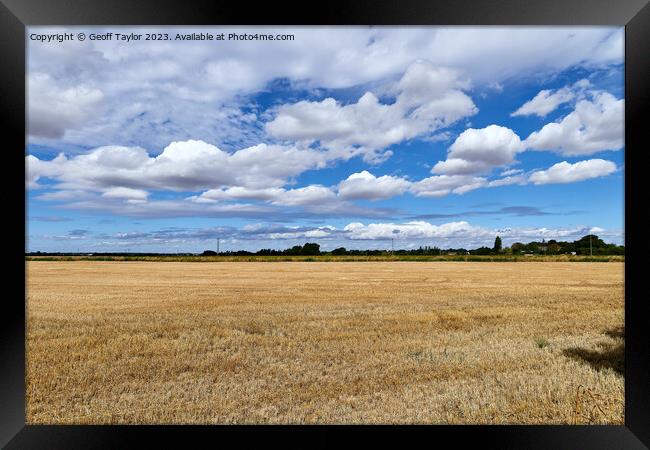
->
488;82;503;92
487;174;528;188
266;61;477;161
511;87;573;118
102;187;149;201
304;229;332;238
341;220;620;246
338;171;411;200
500;168;524;177
511;79;591;118
528;159;617;185
525;92;624;156
432;125;524;175
273;185;338;206
48;196;282;220
29;145;406;219
192;187;285;203
28;73;104;139
343;220;483;240
35;221;620;251
410;174;487;197
192;185;345;209
28;26;623;152
28;141;621;223
27;140;332;194
26;155;47;188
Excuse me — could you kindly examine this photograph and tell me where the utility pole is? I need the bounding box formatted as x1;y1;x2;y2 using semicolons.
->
590;235;592;256
217;238;220;255
391;238;394;254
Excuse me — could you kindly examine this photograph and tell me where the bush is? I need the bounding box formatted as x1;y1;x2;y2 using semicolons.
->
534;337;550;349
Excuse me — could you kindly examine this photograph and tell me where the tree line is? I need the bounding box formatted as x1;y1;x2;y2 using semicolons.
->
202;234;624;256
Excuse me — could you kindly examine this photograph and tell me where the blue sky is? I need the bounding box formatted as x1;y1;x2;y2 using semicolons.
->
26;26;624;252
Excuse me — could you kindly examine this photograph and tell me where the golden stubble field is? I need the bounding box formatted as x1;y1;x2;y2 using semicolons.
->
26;261;624;424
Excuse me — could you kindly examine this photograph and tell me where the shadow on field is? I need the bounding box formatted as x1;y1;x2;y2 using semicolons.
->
563;327;624;375
603;326;624;339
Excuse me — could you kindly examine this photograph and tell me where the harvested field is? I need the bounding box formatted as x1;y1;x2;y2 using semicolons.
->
26;261;624;424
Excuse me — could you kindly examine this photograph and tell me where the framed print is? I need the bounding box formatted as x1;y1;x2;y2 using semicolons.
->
2;0;649;447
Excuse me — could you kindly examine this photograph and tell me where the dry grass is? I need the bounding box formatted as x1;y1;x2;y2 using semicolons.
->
26;261;624;424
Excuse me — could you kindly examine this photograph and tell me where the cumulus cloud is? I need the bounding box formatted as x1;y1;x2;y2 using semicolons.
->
192;187;285;203
28;26;623;152
101;187;149;204
193;184;362;210
528;159;617;185
343;220;482;240
432;125;524;175
28;73;105;139
26;27;624;253
340;220;618;245
511;79;591;117
338;171;411;200
410;175;487;197
266;61;477;161
487;174;528;188
27;139;381;219
28;136;621;222
524;92;624;156
32;219;622;252
27;140;332;194
272;186;338;207
26;155;46;188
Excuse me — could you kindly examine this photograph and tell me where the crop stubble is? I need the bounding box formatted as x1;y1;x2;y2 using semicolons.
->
26;261;624;424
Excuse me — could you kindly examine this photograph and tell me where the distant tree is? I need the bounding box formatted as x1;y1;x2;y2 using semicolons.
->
194;234;623;257
257;248;283;255
302;243;321;255
547;243;562;254
510;242;525;253
493;236;502;253
525;242;540;253
574;235;606;255
284;245;304;255
558;241;575;254
575;235;605;248
610;245;625;255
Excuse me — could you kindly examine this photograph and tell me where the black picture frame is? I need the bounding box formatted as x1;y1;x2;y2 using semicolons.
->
2;0;648;447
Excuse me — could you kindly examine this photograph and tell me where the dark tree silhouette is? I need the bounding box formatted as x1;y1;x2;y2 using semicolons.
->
493;236;502;253
302;243;321;255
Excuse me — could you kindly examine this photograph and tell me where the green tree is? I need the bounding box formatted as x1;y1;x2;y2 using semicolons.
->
493;236;502;253
574;235;605;255
510;242;525;253
302;242;321;255
547;243;562;254
285;245;304;255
